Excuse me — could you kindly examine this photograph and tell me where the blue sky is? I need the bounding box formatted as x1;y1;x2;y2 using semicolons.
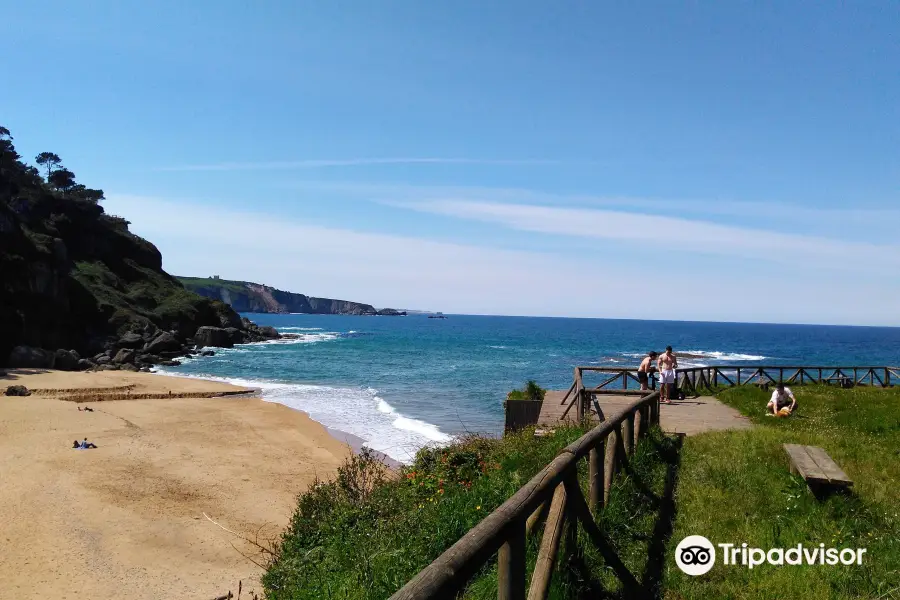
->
2;1;898;324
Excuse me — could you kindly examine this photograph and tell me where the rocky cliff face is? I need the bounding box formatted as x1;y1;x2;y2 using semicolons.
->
0;125;268;368
178;277;392;316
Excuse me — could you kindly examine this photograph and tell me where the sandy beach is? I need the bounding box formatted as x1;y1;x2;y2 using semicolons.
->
0;368;350;600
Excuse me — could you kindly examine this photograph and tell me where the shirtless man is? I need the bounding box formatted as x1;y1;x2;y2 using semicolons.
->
657;346;678;404
637;351;658;391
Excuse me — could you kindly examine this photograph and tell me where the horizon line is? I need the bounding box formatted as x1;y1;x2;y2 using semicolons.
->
233;309;899;329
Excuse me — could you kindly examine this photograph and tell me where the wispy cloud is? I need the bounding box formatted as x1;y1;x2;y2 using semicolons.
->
103;193;900;325
386;199;900;272
284;180;900;242
156;158;573;172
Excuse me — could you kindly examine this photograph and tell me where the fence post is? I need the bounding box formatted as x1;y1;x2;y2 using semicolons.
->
576;388;584;422
623;413;634;456
589;439;604;511
633;406;643;443
564;470;580;565
498;520;527;600
603;429;617;505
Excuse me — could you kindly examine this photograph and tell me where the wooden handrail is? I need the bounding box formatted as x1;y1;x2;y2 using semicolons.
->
577;365;900;372
570;365;898;392
388;392;660;600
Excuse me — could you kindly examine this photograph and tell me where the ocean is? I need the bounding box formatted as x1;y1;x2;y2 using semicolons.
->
156;314;900;463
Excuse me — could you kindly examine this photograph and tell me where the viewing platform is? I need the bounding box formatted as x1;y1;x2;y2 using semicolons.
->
538;390;751;436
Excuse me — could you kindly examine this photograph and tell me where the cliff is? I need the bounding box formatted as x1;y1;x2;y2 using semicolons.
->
178;277;405;316
0;125;271;368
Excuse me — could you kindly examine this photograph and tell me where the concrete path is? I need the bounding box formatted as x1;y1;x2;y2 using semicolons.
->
539;391;751;436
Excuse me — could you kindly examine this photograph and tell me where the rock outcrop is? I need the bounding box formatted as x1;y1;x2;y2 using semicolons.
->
178;277;382;316
0;124;288;369
8;346;55;368
5;385;31;396
54;349;81;371
194;326;234;348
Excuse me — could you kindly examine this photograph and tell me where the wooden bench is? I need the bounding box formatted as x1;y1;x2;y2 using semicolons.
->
784;444;853;494
822;376;853;388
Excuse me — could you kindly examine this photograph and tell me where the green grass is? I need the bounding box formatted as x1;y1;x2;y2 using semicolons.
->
507;379;547;402
263;385;900;600
177;276;252;295
264;423;680;600
664;385;900;599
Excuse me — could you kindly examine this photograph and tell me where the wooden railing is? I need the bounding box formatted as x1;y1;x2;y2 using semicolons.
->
582;365;898;392
388;391;661;600
559;365;898;422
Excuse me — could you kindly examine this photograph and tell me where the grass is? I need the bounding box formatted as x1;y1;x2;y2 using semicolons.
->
664;385;900;599
177;276;252;295
263;385;900;600
507;379;547;402
264;421;681;600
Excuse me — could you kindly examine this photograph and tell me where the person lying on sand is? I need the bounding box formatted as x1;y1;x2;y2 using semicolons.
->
766;383;797;417
77;406;94;412
73;438;98;449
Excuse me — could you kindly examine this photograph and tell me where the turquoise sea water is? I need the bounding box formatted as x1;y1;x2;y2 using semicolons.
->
157;314;900;463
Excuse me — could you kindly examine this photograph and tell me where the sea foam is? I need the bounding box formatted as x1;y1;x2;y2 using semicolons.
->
151;370;451;464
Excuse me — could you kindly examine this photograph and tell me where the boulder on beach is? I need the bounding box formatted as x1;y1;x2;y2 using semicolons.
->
5;385;31;397
7;346;55;369
144;332;181;354
200;349;215;357
118;332;145;349
194;326;234;348
76;359;94;371
54;349;81;371
113;348;136;364
136;354;161;365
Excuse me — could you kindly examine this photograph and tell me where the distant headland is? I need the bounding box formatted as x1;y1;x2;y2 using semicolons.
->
177;276;408;316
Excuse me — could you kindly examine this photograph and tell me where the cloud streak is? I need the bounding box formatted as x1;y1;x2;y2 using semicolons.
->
387;199;900;272
102;193;900;326
156;158;572;172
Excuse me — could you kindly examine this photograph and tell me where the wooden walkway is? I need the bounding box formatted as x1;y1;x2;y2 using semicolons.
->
539;391;751;436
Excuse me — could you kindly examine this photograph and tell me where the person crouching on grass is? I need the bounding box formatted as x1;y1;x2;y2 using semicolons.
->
767;383;797;417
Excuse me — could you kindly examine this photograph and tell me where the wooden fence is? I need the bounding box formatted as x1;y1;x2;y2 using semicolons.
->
505;399;544;432
388;391;660;600
556;365;900;417
584;365;899;392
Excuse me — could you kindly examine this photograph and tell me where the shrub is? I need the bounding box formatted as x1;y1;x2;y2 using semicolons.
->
506;379;546;401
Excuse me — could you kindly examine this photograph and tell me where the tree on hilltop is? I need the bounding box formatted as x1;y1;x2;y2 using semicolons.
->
49;168;76;193
35;152;62;179
0;126;17;161
70;184;105;203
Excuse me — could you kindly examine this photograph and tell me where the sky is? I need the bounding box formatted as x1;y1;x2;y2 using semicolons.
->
2;1;898;325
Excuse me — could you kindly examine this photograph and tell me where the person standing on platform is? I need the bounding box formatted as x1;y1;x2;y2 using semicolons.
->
657;346;678;404
637;351;658;391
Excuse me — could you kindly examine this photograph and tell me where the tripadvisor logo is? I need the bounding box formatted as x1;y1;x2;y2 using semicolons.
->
675;536;867;576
